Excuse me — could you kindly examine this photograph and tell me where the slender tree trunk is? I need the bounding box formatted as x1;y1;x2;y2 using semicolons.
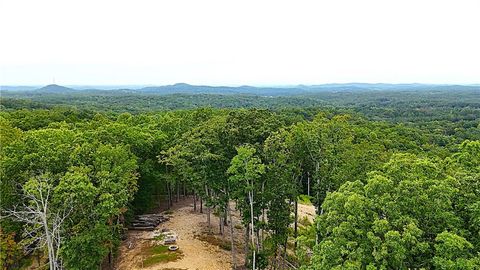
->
7;177;71;270
315;161;320;212
166;165;172;208
176;182;179;202
43;214;55;270
219;214;223;235
307;172;311;196
316;207;324;245
245;224;249;267
224;206;228;226
205;185;211;229
183;182;186;198
207;206;211;229
227;201;236;269
256;229;260;251
200;196;203;213
167;182;172;208
260;181;265;250
294;198;298;249
193;191;197;211
315;161;320;246
248;189;256;270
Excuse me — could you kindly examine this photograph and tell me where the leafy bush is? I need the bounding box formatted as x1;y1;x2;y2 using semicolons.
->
298;194;313;205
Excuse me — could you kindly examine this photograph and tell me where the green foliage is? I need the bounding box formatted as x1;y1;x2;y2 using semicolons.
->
298;195;313;205
433;232;478;269
1;123;138;268
307;153;479;269
228;145;266;225
61;223;113;270
1;95;479;269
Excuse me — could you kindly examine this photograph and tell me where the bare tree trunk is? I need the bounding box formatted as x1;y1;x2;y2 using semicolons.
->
109;250;113;268
227;201;236;269
219;213;223;235
42;213;55;270
260;181;265;250
261;208;266;250
315;161;320;211
200;196;203;213
315;161;320;246
193;191;197;211
307;172;311;196
248;189;256;270
6;175;71;270
245;224;249;267
316;207;324;245
224;207;228;226
205;185;210;229
256;229;260;251
294;198;298;249
207;206;211;229
176;182;179;202
167;182;172;209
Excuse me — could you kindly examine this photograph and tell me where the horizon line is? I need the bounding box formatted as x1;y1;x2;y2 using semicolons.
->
2;82;480;88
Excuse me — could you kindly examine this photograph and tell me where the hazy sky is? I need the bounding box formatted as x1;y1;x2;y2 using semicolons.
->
1;0;479;86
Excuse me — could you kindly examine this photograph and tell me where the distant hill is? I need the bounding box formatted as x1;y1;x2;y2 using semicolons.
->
138;83;301;96
1;83;478;97
1;83;479;117
36;84;76;93
1;86;39;91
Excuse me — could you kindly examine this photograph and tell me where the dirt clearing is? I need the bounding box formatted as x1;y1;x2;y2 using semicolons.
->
115;198;245;270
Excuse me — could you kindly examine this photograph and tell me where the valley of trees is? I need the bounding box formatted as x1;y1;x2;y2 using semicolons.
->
1;89;479;269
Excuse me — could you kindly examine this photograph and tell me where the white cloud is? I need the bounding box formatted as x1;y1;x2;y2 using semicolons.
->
1;0;479;85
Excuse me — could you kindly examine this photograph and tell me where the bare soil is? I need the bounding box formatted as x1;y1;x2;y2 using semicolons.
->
114;197;316;270
114;197;246;270
297;203;316;223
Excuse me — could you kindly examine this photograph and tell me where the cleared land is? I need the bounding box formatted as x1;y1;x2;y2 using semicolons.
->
115;198;246;270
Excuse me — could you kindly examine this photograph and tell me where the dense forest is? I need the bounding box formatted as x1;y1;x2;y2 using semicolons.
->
1;87;479;269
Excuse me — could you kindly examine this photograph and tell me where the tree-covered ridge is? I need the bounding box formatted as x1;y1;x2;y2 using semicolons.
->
2;85;479;120
1;104;479;269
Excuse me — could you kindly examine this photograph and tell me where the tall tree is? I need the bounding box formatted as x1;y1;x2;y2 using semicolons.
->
228;145;265;270
4;174;72;270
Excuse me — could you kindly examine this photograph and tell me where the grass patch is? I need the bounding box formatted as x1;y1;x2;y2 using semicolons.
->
195;233;232;251
154;233;165;241
150;244;170;253
298;195;313;205
139;244;183;267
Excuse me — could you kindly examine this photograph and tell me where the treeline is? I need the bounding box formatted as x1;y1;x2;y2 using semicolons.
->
2;88;479;120
0;94;323;113
1;106;479;269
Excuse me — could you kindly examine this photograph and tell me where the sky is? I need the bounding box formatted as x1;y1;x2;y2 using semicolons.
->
1;0;479;86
